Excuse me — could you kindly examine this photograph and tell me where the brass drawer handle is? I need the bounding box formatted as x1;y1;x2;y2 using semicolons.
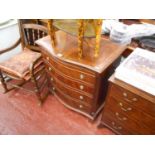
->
119;102;132;112
111;122;122;130
123;92;128;97
49;67;52;71
52;87;55;91
132;98;138;101
79;95;84;100
124;98;132;103
51;78;54;81
79;85;84;90
46;57;50;60
123;92;138;103
79;104;83;108
80;74;85;80
115;112;127;121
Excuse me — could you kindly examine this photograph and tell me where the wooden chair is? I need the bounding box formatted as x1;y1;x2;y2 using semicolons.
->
0;20;49;105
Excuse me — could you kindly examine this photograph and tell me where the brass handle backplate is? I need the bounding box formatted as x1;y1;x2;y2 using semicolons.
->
123;92;138;103
111;122;122;130
115;112;127;121
119;102;132;112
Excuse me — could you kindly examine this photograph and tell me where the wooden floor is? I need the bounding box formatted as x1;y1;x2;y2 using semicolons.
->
0;84;114;135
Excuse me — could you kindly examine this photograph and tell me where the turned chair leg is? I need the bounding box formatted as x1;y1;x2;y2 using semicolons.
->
0;70;9;93
31;74;43;106
30;58;50;105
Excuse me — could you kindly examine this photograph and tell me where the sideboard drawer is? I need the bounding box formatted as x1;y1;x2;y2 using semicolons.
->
43;53;96;85
101;110;131;134
52;79;94;106
53;72;95;95
47;65;95;95
102;106;153;134
106;97;155;131
55;86;92;115
110;84;155;118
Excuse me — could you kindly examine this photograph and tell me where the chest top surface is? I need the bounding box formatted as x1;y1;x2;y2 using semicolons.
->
36;30;126;73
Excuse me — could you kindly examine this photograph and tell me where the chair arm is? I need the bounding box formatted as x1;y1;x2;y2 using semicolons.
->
0;38;21;55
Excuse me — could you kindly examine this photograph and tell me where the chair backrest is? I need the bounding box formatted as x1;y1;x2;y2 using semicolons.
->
18;20;48;52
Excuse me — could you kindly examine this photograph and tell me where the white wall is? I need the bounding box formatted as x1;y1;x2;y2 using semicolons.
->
0;21;21;62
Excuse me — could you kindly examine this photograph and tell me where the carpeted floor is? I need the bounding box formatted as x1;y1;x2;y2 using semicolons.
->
0;84;114;135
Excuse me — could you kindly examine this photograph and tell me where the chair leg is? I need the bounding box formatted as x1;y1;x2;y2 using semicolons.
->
0;70;8;93
30;57;50;105
31;76;43;106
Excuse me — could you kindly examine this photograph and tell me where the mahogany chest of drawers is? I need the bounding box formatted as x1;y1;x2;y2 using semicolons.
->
99;75;155;134
36;30;126;120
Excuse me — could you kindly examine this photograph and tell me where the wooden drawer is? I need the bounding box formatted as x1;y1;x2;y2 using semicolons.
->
42;51;95;75
44;61;95;96
110;83;155;118
102;97;155;134
54;85;92;115
53;71;95;95
101;111;132;135
52;78;93;105
102;109;155;135
42;53;96;85
49;72;93;105
106;96;155;131
45;64;94;105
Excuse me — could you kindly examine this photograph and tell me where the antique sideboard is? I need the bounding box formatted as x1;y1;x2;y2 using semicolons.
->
36;30;126;120
99;75;155;134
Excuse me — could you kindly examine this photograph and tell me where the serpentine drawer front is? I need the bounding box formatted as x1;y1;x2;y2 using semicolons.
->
42;50;99;119
36;31;126;120
99;75;155;134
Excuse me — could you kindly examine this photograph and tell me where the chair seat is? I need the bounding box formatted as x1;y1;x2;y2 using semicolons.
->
0;48;42;79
